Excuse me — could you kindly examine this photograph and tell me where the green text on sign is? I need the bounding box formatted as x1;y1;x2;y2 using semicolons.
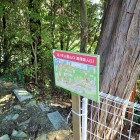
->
53;50;100;103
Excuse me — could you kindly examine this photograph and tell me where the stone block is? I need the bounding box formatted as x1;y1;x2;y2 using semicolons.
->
13;88;32;102
47;111;69;130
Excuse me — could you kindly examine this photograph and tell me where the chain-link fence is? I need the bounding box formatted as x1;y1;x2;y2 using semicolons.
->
80;92;140;140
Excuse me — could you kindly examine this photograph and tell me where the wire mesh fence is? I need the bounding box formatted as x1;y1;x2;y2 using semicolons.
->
80;92;140;140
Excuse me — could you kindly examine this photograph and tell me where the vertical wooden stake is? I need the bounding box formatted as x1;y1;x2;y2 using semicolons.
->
72;95;81;140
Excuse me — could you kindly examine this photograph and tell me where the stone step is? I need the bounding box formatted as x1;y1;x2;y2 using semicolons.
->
47;111;69;130
13;88;33;102
12;130;28;138
38;102;50;112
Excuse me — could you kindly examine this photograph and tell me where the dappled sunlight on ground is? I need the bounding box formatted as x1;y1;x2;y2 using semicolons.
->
0;80;73;139
0;94;13;103
46;130;73;140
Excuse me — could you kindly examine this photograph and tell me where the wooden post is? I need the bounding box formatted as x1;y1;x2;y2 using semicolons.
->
72;95;81;140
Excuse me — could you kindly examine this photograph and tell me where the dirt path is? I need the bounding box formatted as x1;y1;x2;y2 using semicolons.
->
0;80;73;140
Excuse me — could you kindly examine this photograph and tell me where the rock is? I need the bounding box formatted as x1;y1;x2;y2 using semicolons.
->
12;130;18;137
47;111;69;130
13;105;22;110
18;118;31;126
13;105;26;110
13;88;32;102
12;114;19;120
3;115;12;121
0;122;15;134
12;130;27;138
36;133;47;140
38;102;49;112
25;100;37;108
3;114;19;121
0;134;10;140
47;130;73;140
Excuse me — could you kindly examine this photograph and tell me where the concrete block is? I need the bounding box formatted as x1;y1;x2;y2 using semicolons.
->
47;111;69;130
13;88;32;102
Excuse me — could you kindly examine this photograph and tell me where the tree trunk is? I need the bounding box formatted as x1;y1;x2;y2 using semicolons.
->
59;0;64;50
90;0;140;139
0;8;10;73
80;0;88;53
50;0;55;49
98;0;140;100
28;0;41;84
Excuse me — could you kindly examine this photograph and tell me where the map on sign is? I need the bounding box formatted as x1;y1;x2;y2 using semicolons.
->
53;50;100;102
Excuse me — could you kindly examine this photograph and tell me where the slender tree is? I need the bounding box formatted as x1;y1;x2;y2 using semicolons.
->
28;0;42;84
0;4;10;73
80;0;88;52
50;0;55;49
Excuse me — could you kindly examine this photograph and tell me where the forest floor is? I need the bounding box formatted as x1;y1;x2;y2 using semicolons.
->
1;80;140;140
0;80;73;140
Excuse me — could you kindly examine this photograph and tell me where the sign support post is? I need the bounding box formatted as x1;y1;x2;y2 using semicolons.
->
72;95;81;140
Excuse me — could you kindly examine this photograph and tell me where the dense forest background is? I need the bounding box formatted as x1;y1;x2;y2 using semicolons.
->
0;0;140;102
0;0;103;96
0;1;140;139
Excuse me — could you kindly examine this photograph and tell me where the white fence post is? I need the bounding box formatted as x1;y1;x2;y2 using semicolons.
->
82;98;88;140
